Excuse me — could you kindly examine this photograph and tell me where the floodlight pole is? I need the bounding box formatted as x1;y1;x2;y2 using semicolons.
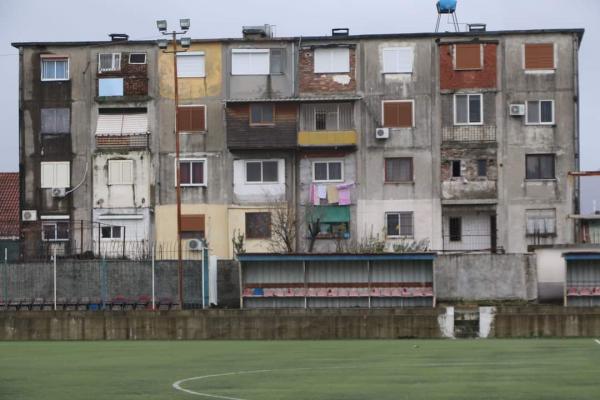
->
159;22;189;310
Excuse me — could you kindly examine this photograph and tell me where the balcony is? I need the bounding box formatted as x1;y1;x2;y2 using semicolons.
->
442;125;496;143
298;130;357;148
96;134;149;150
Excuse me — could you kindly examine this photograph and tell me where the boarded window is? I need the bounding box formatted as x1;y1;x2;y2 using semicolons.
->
41;161;70;188
386;212;414;237
249;104;274;125
526;154;555;180
245;160;278;183
383;101;413;128
525;43;554;70
452;160;462;178
98;78;124;96
526;100;554;124
245;212;271;239
455;44;482;70
108;159;133;185
382;47;413;73
177;106;206;132
270;48;284;74
179;159;205;185
313;161;343;182
385;158;413;182
181;214;206;235
177;52;205;77
454;94;482;125
526;209;556;236
477;159;487;177
449;217;462;241
41;108;70;134
232;49;270;75
41;57;69;81
314;47;350;73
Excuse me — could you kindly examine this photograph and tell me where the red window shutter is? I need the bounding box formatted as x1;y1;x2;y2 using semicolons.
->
525;43;554;69
177;106;206;132
383;102;399;127
455;44;481;70
181;214;205;232
397;102;413;127
384;102;412;128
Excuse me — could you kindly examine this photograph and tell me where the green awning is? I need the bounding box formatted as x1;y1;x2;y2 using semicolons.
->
311;206;350;223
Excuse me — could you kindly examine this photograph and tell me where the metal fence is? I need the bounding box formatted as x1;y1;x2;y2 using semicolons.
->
442;125;496;142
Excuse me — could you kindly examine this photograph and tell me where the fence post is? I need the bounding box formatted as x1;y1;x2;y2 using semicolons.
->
122;226;126;259
100;257;107;309
2;253;7;306
151;245;155;311
53;248;57;311
202;247;210;309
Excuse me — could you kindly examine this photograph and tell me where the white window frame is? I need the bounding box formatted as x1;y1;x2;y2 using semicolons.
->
525;209;556;236
41;218;70;242
128;52;147;65
312;160;344;183
231;49;270;76
40;56;69;81
100;225;122;240
381;100;415;128
177;51;206;78
385;211;414;238
453;43;483;70
525;100;555;125
176;158;207;187
97;53;121;73
40;161;70;189
314;47;350;73
523;43;556;73
108;159;133;185
244;160;280;184
98;77;124;97
453;93;483;126
381;47;414;74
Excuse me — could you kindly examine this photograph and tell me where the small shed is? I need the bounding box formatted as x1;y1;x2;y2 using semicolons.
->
238;253;436;309
564;252;600;306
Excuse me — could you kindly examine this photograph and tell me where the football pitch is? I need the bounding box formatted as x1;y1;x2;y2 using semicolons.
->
0;339;598;400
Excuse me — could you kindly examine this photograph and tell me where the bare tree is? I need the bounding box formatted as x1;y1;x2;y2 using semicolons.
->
268;202;297;253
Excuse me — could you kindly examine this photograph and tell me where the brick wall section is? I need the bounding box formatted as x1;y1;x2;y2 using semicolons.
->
97;52;148;96
299;47;356;93
439;43;497;90
440;147;498;181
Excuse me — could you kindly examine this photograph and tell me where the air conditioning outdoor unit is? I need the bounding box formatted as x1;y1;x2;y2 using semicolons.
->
509;104;525;116
375;127;390;139
22;210;38;222
187;239;205;251
51;187;67;198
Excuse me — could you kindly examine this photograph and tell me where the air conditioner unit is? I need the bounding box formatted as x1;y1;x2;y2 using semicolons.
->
51;188;67;198
187;239;205;251
509;104;525;116
22;210;38;222
375;127;390;139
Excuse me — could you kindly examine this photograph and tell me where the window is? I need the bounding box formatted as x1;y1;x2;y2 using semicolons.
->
41;57;69;81
386;212;414;237
108;160;133;185
128;53;147;64
249;104;274;125
177;106;206;132
95;110;148;136
41;162;70;188
270;48;285;74
313;161;343;182
98;53;121;73
177;52;205;77
449;217;462;242
384;158;413;183
245;212;271;239
98;78;124;96
302;103;353;131
524;43;554;70
231;49;270;75
314;47;350;73
477;159;487;177
526;154;555;180
450;160;462;178
178;159;206;186
454;44;482;70
526;209;556;236
311;206;351;238
526;100;554;125
101;226;122;239
454;94;482;125
41;108;70;134
181;214;205;238
42;221;69;241
382;100;414;128
246;160;278;183
382;47;413;73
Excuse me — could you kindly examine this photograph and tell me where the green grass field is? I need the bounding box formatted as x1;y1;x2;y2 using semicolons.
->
0;339;598;400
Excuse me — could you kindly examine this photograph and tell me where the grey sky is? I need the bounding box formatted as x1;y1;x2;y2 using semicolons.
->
1;0;598;208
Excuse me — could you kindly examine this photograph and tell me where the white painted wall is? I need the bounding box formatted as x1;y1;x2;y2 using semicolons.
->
92;208;151;258
442;212;491;251
233;159;285;203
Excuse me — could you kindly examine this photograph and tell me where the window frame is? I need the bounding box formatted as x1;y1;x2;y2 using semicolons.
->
40;161;70;189
453;93;483;126
523;43;556;72
249;103;275;126
448;217;462;242
40;56;70;81
269;48;285;75
313;47;350;74
453;43;483;71
107;159;134;185
477;159;487;178
525;209;557;237
98;77;124;97
41;221;70;242
231;48;270;76
525;100;555;125
101;225;122;240
451;160;462;178
245;212;272;239
384;157;413;183
244;160;280;184
381;46;414;74
312;160;344;183
381;100;415;128
97;52;121;73
525;154;556;181
385;211;414;238
41;107;70;134
176;51;206;78
176;158;207;187
128;52;147;65
177;104;207;133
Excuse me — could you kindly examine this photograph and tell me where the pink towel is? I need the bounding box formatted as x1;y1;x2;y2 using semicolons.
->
309;183;320;205
338;188;351;205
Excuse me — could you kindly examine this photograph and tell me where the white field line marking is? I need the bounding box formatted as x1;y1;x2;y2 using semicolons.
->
594;339;600;346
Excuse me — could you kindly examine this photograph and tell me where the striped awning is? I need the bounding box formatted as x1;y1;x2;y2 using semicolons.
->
95;113;148;136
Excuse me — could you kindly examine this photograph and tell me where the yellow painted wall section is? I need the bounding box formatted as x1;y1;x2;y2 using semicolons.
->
298;130;357;146
228;207;276;256
159;42;222;99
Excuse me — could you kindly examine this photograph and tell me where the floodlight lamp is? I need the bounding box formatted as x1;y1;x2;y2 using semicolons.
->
157;39;168;49
180;37;191;48
180;19;190;30
156;20;168;32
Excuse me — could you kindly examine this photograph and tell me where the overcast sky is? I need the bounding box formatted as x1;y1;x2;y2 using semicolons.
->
1;0;598;209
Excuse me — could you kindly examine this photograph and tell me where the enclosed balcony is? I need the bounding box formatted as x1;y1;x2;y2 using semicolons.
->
95;109;149;151
442;125;496;143
298;102;357;148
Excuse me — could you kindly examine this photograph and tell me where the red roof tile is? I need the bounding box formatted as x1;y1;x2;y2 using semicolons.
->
0;173;20;238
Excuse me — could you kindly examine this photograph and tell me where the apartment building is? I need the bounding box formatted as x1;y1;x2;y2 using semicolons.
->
13;26;583;259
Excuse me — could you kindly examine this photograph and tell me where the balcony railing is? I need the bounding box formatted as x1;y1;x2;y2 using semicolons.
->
95;134;149;150
442;125;496;143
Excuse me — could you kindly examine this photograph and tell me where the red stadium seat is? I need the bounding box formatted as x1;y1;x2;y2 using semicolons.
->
317;288;328;297
370;288;380;297
567;287;579;296
337;288;349;297
358;288;370;297
593;287;600;296
307;288;318;297
263;289;275;298
242;288;253;297
423;287;434;297
579;288;592;296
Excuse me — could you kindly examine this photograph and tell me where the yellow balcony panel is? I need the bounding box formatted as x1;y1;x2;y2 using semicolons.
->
298;130;357;147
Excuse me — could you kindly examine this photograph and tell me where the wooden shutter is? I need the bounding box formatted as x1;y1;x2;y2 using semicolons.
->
455;44;481;70
383;102;412;128
525;43;554;69
177;106;206;132
181;214;205;232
